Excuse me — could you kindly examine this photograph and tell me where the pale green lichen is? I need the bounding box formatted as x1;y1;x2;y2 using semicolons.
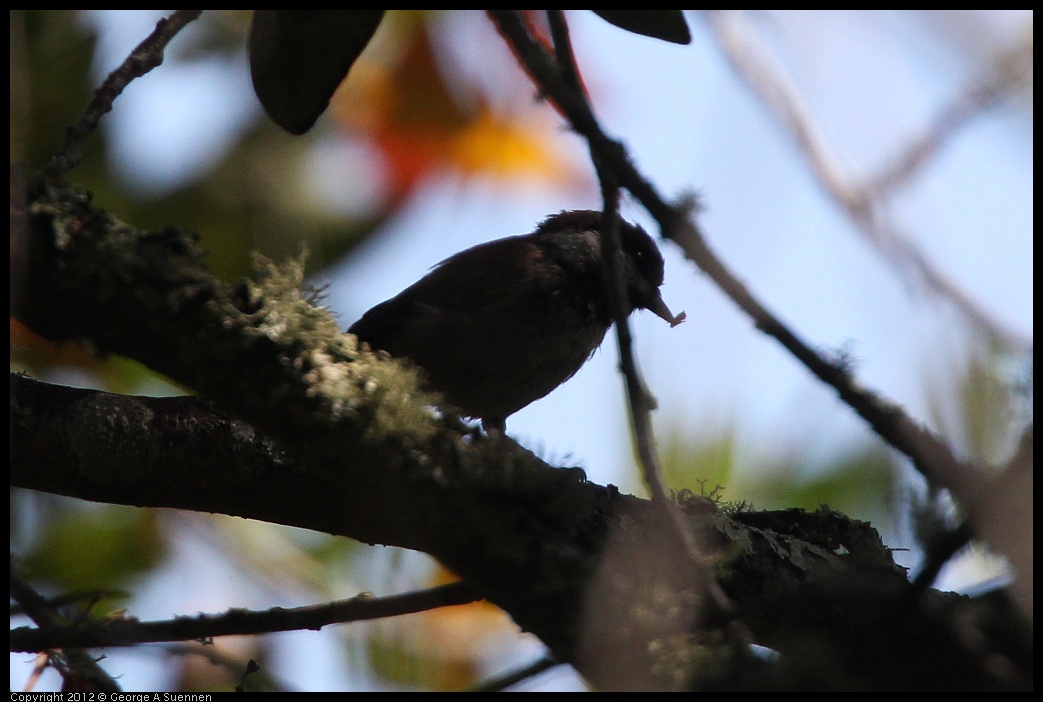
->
244;253;442;443
248;253;343;343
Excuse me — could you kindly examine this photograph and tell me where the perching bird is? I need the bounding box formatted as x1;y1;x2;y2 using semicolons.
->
349;210;684;432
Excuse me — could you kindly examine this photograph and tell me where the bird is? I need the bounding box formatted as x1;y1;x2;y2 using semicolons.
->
348;210;684;432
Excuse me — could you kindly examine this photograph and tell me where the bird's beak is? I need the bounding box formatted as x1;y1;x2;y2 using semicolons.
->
645;292;686;328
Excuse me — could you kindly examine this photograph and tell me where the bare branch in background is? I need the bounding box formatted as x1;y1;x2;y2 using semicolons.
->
706;9;1031;352
40;9;203;183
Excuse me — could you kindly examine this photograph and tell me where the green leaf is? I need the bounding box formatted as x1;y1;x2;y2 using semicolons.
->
591;10;691;45
249;10;385;135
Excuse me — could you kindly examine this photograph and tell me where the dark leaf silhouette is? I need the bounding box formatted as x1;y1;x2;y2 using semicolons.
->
591;10;691;45
249;10;385;134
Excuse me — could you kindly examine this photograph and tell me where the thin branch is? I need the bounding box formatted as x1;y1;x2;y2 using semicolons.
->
10;569;122;692
545;10;583;91
11;582;479;652
39;9;203;183
487;9;995;506
543;13;730;616
543;12;666;507
487;11;687;229
705;9;1030;352
870;76;1013;196
906;521;974;599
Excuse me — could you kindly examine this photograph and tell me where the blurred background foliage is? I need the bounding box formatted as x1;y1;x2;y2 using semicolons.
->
10;10;1031;692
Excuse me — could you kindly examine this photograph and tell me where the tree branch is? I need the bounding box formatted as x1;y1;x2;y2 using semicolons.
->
542;12;708;586
11;582;478;651
40;10;203;183
10;569;122;692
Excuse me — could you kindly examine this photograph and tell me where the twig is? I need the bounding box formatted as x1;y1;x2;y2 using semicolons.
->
543;11;669;511
487;11;689;229
906;521;973;600
539;10;734;621
12;581;479;652
10;568;122;692
39;9;203;183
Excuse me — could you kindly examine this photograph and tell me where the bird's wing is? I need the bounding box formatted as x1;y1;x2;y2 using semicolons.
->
348;236;544;342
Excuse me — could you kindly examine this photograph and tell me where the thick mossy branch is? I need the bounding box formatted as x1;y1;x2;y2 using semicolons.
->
20;183;441;451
